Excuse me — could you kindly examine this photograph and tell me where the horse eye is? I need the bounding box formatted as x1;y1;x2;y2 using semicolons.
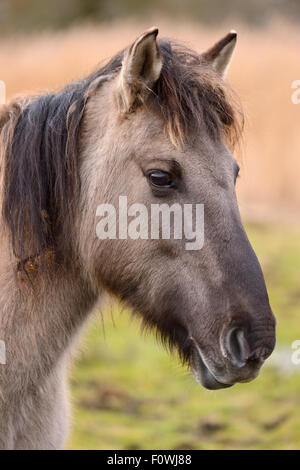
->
147;170;174;188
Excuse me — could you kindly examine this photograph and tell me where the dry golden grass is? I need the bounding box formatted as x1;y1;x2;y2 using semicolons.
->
0;18;299;221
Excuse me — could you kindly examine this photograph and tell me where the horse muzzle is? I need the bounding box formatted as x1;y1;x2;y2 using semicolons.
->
190;321;276;390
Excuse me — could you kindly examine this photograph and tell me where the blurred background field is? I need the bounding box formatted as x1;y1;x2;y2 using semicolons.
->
1;0;299;450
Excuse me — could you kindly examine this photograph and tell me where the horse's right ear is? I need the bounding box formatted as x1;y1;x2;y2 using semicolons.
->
116;27;162;114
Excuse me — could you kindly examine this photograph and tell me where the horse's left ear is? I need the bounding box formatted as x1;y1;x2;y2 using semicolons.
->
117;27;162;113
202;31;237;78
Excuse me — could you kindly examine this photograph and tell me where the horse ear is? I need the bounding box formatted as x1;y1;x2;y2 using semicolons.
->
117;27;162;113
202;31;237;78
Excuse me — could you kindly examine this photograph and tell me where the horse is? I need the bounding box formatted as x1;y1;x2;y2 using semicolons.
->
0;27;276;449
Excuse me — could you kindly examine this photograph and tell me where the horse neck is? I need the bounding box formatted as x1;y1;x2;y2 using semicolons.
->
0;243;98;401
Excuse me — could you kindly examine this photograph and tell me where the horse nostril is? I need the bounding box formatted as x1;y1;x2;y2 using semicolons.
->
224;327;250;368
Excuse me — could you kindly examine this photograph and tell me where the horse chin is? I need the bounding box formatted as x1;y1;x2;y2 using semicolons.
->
191;346;233;391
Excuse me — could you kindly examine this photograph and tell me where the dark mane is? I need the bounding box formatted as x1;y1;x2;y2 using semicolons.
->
0;40;243;266
0;51;124;265
156;41;243;147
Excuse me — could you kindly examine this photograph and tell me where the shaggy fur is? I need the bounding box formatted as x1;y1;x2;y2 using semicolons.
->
0;30;274;449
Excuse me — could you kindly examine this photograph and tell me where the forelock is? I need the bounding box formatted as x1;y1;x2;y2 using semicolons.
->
153;40;243;148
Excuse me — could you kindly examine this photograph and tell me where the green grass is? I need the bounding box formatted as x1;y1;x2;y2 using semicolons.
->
69;223;300;450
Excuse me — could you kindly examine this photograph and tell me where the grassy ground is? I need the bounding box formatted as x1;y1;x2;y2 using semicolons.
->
69;223;300;450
